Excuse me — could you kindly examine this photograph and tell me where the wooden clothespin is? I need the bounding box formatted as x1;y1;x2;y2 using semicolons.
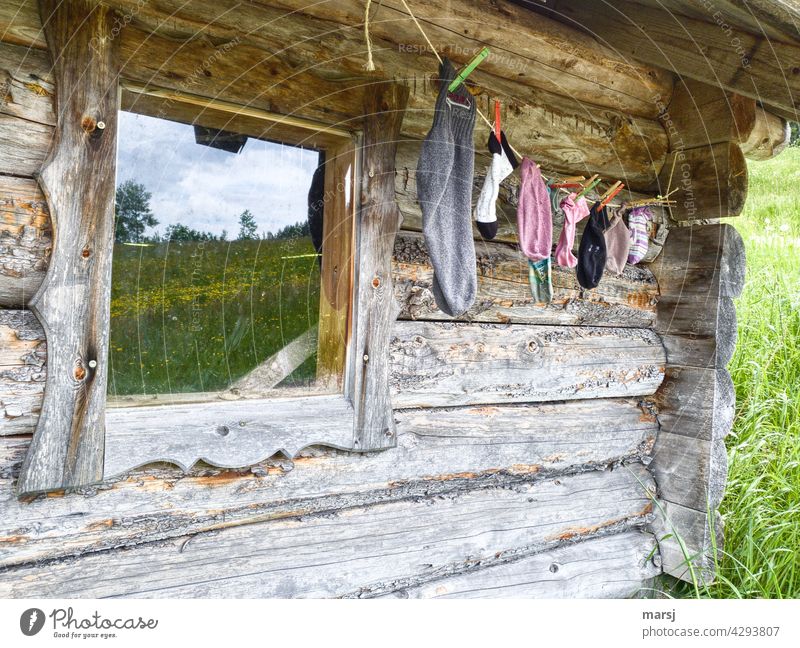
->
549;175;586;189
576;174;600;198
494;100;501;142
448;47;490;92
599;181;625;210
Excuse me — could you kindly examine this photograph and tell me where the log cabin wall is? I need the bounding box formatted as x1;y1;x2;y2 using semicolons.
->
0;0;770;596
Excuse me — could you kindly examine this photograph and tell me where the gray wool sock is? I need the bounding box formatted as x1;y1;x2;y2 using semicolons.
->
416;58;477;317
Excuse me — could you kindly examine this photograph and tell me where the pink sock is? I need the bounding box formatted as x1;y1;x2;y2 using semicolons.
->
517;158;552;261
555;192;590;267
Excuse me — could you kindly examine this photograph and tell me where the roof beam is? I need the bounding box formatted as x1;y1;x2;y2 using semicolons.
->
534;0;799;122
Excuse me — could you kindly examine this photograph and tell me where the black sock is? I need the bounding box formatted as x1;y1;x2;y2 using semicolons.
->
576;202;610;289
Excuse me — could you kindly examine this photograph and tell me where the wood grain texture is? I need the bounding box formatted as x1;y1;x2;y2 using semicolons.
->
350;82;409;450
0;309;44;435
631;0;800;45
263;0;672;118
0;397;657;567
386;530;660;599
0;0;45;49
741;106;791;160
393;230;659;327
103;394;356;478
650;500;723;585
0;463;655;597
655;142;748;223
0;176;50;308
390;321;666;408
0;113;52;176
0;40;54;126
103;0;669;187
544;0;800;121
647;224;743;582
17;0;120;495
103;0;671;118
660;78;756;149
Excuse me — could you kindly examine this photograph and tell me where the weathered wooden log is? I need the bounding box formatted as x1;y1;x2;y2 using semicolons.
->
0;397;657;565
0;41;54;126
393;231;659;328
659;78;756;149
16;0;120;496
650;500;723;586
2;0;672;186
388;531;660;599
741;107;791;160
350;82;409;451
632;0;800;45
0;310;44;436
390;321;666;408
0;114;52;177
0;176;50;308
0;0;43;48
654;142;748;222
545;0;800;121
647;224;744;582
0;462;655;597
102;0;672;119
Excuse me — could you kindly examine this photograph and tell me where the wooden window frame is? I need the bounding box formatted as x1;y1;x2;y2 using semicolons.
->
17;1;408;496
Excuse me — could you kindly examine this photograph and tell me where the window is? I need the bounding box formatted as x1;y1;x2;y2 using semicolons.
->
109;108;328;401
15;35;407;496
99;86;362;477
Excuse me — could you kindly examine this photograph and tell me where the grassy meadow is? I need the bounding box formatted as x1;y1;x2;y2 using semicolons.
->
665;146;800;598
108;236;321;396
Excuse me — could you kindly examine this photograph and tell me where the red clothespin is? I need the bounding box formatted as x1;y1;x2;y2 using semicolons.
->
599;181;625;209
494;100;501;143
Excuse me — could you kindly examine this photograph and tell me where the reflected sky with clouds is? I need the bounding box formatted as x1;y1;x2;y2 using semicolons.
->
116;111;320;237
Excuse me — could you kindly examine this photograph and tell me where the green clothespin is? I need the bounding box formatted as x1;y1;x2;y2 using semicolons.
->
448;47;490;92
577;177;602;199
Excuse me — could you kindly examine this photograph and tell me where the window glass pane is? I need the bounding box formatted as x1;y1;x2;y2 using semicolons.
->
109;108;331;401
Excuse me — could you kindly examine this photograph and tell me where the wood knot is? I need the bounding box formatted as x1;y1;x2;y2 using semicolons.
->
372;276;381;288
81;115;97;133
74;365;86;381
81;247;91;258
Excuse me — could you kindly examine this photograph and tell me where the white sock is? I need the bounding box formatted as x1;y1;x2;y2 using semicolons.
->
474;151;513;239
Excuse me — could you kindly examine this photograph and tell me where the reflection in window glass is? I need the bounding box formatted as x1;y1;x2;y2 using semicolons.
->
108;110;327;398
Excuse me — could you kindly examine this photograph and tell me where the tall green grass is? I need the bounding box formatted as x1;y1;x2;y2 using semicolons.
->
108;236;321;396
666;147;800;598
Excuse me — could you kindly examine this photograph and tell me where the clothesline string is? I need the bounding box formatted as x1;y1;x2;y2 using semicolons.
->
398;0;522;160
394;0;657;211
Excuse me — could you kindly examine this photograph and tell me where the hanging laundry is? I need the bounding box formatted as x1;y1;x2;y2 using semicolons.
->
603;207;631;275
577;202;611;290
416;58;477;317
528;257;553;304
517;157;553;303
627;205;653;265
474;131;515;240
517;157;552;261
554;192;590;268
